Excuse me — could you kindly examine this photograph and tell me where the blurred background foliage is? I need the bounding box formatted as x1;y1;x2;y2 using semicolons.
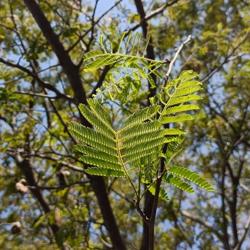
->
0;0;249;249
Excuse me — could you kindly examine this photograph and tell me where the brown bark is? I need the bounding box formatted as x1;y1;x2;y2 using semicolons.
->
133;1;159;249
22;1;126;249
133;0;156;100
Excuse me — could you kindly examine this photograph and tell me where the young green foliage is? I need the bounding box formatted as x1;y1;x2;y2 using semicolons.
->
69;100;167;179
83;33;164;105
168;166;214;192
159;70;203;124
158;71;214;193
69;43;213;195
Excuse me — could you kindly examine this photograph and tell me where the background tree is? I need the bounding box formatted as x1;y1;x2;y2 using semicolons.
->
0;0;249;249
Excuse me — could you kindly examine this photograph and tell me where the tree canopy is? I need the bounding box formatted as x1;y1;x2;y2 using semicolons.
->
0;0;249;249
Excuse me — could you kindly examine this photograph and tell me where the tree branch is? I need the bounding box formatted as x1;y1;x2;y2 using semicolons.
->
129;0;179;33
134;0;157;99
0;58;72;101
181;210;224;242
67;0;123;53
22;1;126;249
201;32;249;83
23;0;87;105
165;35;192;81
233;215;250;250
28;180;89;191
133;1;158;248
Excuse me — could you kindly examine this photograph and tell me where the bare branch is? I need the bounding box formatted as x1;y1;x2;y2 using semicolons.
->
134;0;157;99
128;0;180;33
28;180;90;191
68;0;123;53
165;35;192;81
23;1;126;248
0;58;73;101
233;215;250;250
90;66;110;97
23;0;87;104
181;210;224;241
14;91;63;99
201;32;249;83
25;152;85;173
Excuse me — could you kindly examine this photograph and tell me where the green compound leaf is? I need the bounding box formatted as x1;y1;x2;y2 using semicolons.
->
167;175;194;193
69;102;165;178
169;166;214;192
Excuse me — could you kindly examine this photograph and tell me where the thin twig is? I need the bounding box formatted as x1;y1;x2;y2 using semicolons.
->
67;0;123;53
28;180;89;190
0;58;73;101
181;210;224;241
128;0;180;33
165;35;192;82
23;152;84;172
201;32;249;83
14;91;60;99
233;215;250;250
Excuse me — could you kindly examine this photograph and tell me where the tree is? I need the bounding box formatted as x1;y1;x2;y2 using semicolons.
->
0;0;249;249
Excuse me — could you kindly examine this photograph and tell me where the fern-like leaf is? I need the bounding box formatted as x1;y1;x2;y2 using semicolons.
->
161;114;194;124
163;104;200;115
169;166;214;192
74;145;119;163
123;105;159;129
167;175;194;193
160;71;203;127
83;50;164;70
79;102;114;137
69;101;166;178
69;123;116;151
85;168;125;177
